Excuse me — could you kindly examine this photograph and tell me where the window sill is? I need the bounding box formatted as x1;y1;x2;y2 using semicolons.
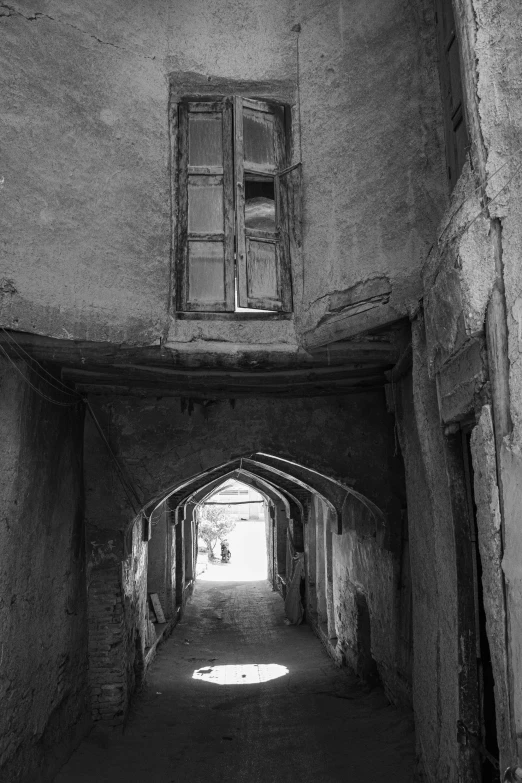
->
176;311;293;321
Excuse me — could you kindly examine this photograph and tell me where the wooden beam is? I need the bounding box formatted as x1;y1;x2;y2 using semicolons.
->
0;330;399;371
74;378;385;398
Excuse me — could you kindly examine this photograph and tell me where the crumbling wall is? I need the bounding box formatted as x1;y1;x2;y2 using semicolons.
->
421;0;522;766
0;358;89;783
394;319;460;782
471;405;513;773
83;406;150;726
296;0;447;346
306;486;410;708
332;528;402;698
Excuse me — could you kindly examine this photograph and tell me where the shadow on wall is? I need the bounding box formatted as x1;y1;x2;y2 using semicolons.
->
355;591;379;686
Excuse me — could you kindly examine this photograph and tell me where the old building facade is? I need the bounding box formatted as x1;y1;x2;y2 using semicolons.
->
1;0;522;780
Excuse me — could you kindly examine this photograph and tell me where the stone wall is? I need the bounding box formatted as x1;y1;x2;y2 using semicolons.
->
0;358;90;783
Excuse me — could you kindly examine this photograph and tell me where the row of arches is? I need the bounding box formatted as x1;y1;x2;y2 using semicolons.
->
86;451;400;726
142;452;385;623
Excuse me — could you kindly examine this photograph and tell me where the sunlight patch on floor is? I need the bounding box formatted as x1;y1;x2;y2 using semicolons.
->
192;663;289;685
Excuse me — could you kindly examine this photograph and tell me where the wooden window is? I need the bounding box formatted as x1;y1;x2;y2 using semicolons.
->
435;0;469;190
176;97;294;313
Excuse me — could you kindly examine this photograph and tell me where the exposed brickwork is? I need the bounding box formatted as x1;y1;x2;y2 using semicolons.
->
88;566;127;725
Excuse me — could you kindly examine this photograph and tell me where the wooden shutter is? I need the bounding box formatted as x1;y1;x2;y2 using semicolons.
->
435;0;469;190
177;100;234;311
234;97;292;312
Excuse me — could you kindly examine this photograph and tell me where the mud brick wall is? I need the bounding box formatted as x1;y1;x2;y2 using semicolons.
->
88;564;127;725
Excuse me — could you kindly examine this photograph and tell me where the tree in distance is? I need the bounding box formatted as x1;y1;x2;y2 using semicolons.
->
197;504;236;559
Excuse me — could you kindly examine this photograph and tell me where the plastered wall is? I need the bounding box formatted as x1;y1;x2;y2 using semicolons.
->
0;360;90;782
394;321;462;782
306;485;411;710
421;0;522;767
1;0;446;349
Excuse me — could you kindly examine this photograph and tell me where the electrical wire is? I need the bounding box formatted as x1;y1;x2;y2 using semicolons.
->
85;401;143;512
0;342;82;407
0;327;81;399
451;160;522;245
0;330;143;512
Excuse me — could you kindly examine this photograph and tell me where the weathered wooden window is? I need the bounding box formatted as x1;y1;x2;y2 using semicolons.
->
435;0;469;190
176;97;293;312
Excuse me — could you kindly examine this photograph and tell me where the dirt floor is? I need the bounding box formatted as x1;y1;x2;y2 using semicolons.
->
55;573;415;782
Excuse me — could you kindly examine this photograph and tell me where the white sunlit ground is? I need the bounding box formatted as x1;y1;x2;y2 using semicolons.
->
199;517;268;582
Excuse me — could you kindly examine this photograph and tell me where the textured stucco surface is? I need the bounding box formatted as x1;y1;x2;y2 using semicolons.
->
332;528;409;705
395;322;460;782
0;0;296;346
1;0;447;349
0;1;169;344
0;359;90;782
423;169;496;373
500;441;522;761
296;0;447;343
421;1;522;766
423;0;521;376
471;405;514;771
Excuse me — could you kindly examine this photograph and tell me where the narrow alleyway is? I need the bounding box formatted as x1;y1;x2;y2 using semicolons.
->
56;578;414;783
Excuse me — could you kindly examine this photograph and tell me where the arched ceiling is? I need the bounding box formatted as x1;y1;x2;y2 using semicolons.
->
144;452;384;535
183;469;293;518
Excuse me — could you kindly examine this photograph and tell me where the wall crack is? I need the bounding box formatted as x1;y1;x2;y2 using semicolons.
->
0;4;157;62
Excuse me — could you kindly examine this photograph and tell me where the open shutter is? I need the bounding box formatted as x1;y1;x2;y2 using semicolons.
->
435;0;468;190
177;100;234;311
235;97;292;311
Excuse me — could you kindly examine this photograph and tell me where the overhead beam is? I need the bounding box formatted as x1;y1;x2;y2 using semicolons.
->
0;330;399;370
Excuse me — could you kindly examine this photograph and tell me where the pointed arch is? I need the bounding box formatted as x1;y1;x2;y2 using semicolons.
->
142;451;384;538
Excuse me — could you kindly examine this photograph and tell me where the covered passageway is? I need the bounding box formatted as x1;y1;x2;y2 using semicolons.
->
57;455;414;782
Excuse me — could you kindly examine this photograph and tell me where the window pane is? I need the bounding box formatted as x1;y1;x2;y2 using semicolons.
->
188;180;224;233
245;197;276;232
243;111;275;168
247;240;278;299
189;114;223;167
244;179;275;233
188;242;225;303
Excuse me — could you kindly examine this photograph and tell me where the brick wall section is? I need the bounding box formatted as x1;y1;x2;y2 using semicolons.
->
88;565;127;725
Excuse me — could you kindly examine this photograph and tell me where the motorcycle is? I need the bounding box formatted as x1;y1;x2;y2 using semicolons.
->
221;542;231;563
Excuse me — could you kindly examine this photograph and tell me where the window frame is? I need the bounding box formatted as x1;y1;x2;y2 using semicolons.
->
173;94;294;315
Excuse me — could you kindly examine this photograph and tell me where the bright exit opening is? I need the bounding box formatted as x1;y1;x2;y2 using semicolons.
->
197;479;268;582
